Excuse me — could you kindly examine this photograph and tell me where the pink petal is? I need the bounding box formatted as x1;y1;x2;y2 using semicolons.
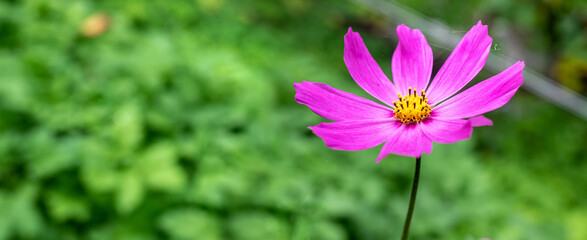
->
392;24;433;95
425;21;493;105
310;119;400;151
294;81;394;121
419;118;472;144
468;115;493;127
434;61;524;119
375;124;432;162
345;28;398;106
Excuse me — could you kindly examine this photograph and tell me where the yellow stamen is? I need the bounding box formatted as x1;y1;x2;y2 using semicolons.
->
392;88;431;124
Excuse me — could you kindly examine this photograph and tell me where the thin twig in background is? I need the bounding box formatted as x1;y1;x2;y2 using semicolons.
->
351;0;587;121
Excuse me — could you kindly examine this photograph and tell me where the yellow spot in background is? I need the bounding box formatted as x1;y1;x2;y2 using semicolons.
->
80;13;110;37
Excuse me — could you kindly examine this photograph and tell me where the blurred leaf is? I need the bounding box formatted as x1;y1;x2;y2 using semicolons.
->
112;102;143;153
228;212;290;240
6;184;43;239
158;208;221;240
137;142;186;192
45;191;90;222
116;170;144;215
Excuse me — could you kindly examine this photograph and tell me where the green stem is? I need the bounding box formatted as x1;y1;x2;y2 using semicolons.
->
401;157;421;240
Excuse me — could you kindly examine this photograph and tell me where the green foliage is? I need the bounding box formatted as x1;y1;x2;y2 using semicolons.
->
0;0;585;240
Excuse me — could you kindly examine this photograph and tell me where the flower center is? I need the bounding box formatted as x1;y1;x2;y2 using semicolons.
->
392;87;431;124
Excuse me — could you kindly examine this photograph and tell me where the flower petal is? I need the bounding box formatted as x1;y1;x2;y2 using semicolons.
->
392;24;433;95
468;115;493;127
433;61;524;119
294;81;394;121
425;21;493;104
345;28;398;106
375;124;432;162
419;118;472;144
310;119;400;151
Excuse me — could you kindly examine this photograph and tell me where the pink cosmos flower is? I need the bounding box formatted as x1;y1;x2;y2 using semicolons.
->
294;21;524;162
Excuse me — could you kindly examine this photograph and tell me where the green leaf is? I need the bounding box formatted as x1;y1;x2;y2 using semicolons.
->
158;208;221;240
137;142;186;192
45;191;90;222
112;103;143;152
116;170;144;215
228;212;290;240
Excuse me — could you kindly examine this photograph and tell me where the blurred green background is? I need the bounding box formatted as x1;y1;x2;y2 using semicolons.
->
0;0;586;239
